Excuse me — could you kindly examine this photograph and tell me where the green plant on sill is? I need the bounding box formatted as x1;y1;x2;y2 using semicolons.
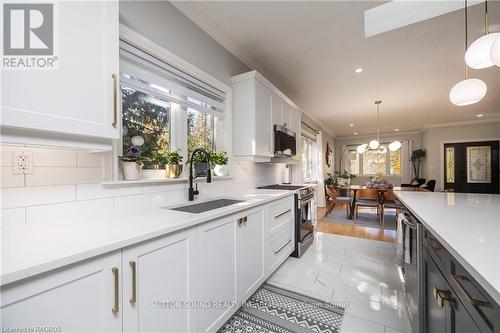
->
339;170;356;180
210;151;228;166
164;149;183;165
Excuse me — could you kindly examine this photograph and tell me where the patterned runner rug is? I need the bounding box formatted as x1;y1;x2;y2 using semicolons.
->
218;284;345;333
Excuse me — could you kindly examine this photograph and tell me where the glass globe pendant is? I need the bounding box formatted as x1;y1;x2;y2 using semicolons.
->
378;145;387;154
491;34;500;67
465;0;498;69
449;0;487;107
388;141;402;152
449;78;487;106
357;144;368;154
369;140;380;149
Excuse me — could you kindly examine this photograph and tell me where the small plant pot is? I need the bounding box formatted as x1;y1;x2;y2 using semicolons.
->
123;162;142;181
165;164;183;178
213;164;229;177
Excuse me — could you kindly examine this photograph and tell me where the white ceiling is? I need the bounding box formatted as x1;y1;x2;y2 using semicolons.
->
173;1;500;137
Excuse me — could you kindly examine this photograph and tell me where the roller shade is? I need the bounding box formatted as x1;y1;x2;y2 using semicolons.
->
119;40;225;118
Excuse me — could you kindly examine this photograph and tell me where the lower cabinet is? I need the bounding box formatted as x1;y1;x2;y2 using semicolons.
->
0;251;123;333
423;248;481;333
122;228;197;333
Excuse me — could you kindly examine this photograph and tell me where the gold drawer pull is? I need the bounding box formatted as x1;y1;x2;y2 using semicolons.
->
452;274;492;308
274;240;292;254
237;216;248;225
112;267;119;314
274;209;291;219
433;287;455;309
112;74;118;127
129;260;137;304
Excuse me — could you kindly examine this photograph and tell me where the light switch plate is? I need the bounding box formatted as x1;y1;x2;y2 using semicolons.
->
13;152;34;174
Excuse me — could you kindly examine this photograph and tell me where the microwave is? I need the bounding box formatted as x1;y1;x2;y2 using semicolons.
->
274;125;297;157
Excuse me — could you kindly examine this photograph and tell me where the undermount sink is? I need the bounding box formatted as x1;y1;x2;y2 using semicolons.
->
169;199;245;214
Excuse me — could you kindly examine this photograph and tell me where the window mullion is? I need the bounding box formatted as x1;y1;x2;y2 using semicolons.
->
170;103;188;162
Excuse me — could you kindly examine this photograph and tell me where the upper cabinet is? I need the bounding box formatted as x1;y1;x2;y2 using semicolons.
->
1;1;120;140
232;71;301;162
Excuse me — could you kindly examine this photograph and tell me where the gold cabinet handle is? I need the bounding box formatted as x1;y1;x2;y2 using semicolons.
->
452;274;492;308
274;209;291;219
112;74;118;127
112;267;119;314
432;287;455;309
129;260;137;304
237;216;248;225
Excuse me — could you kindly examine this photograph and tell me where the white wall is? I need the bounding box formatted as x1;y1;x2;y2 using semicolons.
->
421;121;500;191
334;131;422;186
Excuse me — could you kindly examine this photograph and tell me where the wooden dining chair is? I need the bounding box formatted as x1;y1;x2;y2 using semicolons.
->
382;190;400;226
354;189;381;223
325;185;351;217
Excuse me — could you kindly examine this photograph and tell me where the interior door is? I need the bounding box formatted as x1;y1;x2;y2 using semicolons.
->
444;141;499;194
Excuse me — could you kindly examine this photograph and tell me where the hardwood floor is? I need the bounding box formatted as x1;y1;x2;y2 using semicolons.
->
316;207;397;243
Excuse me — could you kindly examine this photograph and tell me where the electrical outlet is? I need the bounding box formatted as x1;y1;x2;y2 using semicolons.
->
13;152;34;174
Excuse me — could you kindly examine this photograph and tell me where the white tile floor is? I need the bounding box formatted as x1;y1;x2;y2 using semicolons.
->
267;232;411;333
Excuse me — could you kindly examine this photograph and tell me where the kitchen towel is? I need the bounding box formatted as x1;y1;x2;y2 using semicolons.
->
395;212;405;266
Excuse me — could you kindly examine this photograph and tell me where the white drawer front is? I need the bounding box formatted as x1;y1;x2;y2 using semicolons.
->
266;197;294;238
265;219;294;274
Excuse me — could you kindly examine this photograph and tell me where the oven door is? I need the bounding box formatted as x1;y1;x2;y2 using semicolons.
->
298;195;315;242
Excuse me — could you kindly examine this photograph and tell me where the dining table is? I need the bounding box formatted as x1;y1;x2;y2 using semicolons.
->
342;185;429;220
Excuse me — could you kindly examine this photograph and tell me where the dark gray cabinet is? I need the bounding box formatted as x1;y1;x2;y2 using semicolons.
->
420;226;500;333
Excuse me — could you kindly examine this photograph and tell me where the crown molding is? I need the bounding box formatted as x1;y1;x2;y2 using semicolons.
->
335;130;421;141
422;117;500;130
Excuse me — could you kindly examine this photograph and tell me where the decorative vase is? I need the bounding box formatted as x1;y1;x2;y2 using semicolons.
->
165;164;183;178
214;164;229;177
123;162;142;181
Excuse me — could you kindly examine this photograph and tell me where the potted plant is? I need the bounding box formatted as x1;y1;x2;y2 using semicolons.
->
410;149;426;181
164;149;184;179
338;170;356;186
210;151;229;176
119;145;144;181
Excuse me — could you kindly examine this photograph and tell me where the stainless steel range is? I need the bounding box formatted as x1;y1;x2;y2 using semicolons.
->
257;184;316;257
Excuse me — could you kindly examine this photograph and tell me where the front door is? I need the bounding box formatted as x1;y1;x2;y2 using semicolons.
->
444;141;499;194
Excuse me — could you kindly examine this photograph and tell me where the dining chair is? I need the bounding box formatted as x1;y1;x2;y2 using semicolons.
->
354;189;381;223
325;185;351;217
382;190;400;226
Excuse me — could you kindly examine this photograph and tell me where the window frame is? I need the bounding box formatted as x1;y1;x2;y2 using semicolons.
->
345;144;401;176
112;25;233;181
301;135;316;183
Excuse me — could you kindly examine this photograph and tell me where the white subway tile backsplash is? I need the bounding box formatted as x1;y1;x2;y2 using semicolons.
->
26;198;114;226
1;185;76;209
30;147;77;167
1;208;26;231
26;167;104;186
1;167;24;188
0;144;24;167
76;183;142;200
76;151;105;168
114;192;167;213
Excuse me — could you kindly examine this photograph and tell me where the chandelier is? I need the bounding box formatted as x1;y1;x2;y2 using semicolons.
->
356;101;401;154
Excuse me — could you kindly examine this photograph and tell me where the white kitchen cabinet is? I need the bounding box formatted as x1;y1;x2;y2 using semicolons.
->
232;71;300;161
1;1;120;140
197;216;237;333
122;228;197;333
0;251;122;332
236;209;265;301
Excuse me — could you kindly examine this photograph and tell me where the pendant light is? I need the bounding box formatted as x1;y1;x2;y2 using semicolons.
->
450;0;487;106
465;0;499;69
491;34;500;66
356;101;401;154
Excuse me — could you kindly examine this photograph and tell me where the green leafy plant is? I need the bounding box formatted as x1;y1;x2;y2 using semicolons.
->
210;151;228;166
325;172;341;188
339;170;356;180
410;149;426;180
164;149;183;165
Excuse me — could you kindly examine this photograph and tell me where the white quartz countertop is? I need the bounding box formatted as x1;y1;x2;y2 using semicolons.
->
1;190;293;287
394;191;500;304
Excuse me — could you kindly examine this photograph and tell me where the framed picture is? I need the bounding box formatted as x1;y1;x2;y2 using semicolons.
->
467;146;491;183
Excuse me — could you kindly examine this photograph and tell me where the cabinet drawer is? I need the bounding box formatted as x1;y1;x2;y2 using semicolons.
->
448;258;500;332
266;197;294;238
265;219;294;273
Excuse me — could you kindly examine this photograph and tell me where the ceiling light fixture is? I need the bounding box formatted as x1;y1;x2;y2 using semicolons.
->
395;128;400;132
354;132;358;135
356;101;401;154
349;123;354;127
465;0;499;69
355;68;363;73
491;34;500;66
476;114;484;117
449;0;487;107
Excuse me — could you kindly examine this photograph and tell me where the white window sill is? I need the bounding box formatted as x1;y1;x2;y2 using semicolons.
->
102;176;233;186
